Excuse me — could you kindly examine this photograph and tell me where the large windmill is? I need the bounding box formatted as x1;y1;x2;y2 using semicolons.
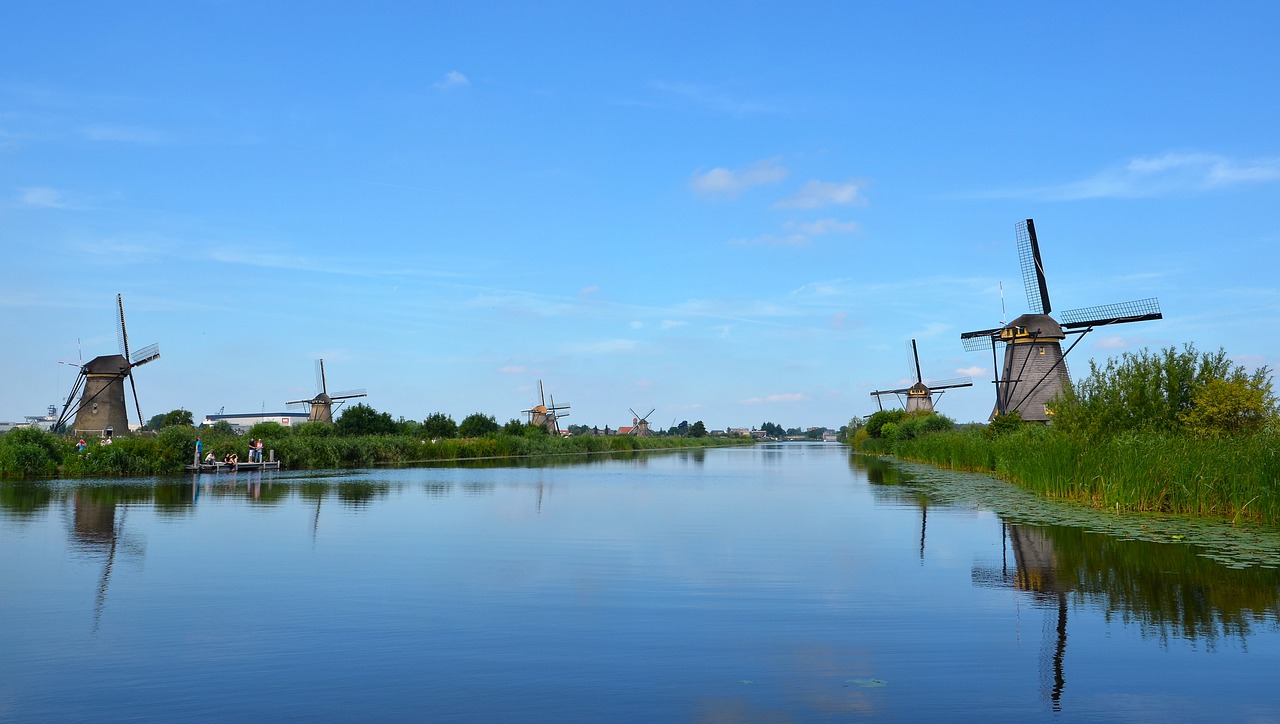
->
870;339;972;413
522;380;570;434
627;407;655;436
287;359;367;423
960;219;1162;421
56;294;161;436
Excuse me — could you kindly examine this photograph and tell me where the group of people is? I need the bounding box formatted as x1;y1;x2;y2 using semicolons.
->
74;437;111;452
194;436;267;466
248;438;265;463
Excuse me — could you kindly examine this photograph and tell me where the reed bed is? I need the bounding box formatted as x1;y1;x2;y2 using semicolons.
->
0;426;752;478
890;426;1280;525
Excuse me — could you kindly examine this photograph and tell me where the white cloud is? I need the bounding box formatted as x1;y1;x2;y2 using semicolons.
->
691;159;787;197
651;81;779;115
740;393;809;404
19;186;69;208
991;152;1280;201
565;339;638;354
730;218;860;247
774;180;867;209
659;320;687;329
82;125;166;144
498;365;526;374
957;366;984;377
433;70;471;90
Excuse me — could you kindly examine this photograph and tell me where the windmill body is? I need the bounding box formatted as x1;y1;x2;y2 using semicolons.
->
56;295;160;436
871;340;971;413
961;219;1161;422
287;359;366;424
628;408;655;436
523;381;570;434
71;355;132;436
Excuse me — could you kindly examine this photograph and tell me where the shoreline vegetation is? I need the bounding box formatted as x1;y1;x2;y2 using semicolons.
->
0;415;754;479
849;344;1280;526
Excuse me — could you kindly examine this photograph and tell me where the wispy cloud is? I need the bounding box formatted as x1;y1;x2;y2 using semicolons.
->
564;339;638;355
957;366;984;376
740;392;809;404
498;365;526;374
730;218;860;247
987;152;1280;201
81;124;167;144
691;158;787;197
651;81;780;115
18;186;70;208
774;180;867;209
433;70;470;91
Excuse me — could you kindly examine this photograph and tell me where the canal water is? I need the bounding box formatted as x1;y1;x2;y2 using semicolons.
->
2;443;1277;722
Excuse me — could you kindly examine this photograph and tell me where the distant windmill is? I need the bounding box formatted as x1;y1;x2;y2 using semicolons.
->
522;380;570;434
56;294;161;436
627;407;656;436
960;219;1162;421
870;340;972;413
287;359;367;423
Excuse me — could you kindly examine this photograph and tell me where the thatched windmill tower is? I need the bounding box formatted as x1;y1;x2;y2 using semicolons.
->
55;294;160;436
628;407;655;436
522;380;570;434
287;359;367;423
961;219;1162;421
870;340;972;413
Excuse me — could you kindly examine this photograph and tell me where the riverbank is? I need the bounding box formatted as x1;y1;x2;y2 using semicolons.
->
873;425;1280;525
0;426;755;479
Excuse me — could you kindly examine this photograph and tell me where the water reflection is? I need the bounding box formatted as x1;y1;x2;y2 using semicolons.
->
855;452;1280;710
68;491;147;632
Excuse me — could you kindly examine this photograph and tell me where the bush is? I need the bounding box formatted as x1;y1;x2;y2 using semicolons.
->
459;413;500;438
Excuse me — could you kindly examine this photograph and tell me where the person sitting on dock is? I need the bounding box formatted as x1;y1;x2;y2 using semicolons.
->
205;452;216;463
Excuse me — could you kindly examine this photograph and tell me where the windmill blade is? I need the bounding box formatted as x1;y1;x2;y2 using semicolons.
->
1015;219;1052;315
127;369;143;428
961;328;1001;352
870;386;912;396
330;389;367;400
927;377;973;391
315;359;327;395
131;343;160;367
910;339;923;385
116;294;132;361
1058;298;1162;329
644;408;655;420
629;407;640;419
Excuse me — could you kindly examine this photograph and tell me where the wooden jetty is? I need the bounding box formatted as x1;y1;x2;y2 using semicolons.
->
185;460;282;473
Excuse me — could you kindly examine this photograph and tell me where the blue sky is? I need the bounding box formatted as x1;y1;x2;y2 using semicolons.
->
4;2;1279;430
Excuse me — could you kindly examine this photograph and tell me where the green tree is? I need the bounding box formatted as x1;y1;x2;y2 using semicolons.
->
422;412;458;439
760;422;785;438
160;409;195;428
1179;372;1276;436
690;420;707;438
458;412;500;438
145;413;166;431
335;403;398;436
247;421;288;439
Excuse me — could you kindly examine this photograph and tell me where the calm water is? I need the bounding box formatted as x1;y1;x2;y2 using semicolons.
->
2;443;1278;722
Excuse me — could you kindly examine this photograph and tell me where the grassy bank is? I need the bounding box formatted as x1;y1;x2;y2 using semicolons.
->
886;425;1280;524
0;426;754;479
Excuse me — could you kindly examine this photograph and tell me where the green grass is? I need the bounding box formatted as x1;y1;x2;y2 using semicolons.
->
882;426;1280;525
0;427;754;479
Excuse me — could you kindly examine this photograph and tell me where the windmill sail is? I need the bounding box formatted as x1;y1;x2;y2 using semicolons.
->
960;219;1162;421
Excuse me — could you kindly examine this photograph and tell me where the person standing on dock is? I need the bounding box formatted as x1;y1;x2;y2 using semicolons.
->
196;437;202;461
255;438;264;463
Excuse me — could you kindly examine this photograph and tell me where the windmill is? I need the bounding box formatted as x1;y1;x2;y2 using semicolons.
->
287;359;367;423
55;294;161;436
960;219;1162;421
870;340;972;413
627;407;655;436
522;380;570;434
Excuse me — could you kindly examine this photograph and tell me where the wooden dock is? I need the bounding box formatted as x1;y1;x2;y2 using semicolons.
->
185;461;282;473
